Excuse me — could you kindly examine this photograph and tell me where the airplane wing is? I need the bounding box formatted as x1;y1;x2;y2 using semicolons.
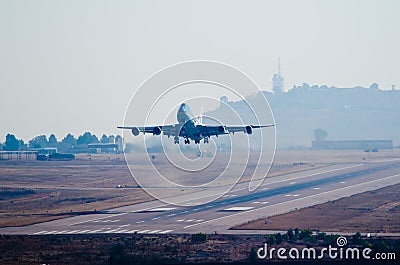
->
198;124;274;137
117;125;178;136
225;124;275;133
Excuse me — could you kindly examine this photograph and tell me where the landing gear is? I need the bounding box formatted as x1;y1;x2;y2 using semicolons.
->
194;139;200;144
204;137;209;144
184;139;190;144
174;136;179;144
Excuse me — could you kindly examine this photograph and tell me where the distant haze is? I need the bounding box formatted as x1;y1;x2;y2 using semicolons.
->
1;0;399;141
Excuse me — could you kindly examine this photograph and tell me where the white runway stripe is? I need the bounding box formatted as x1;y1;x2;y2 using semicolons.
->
176;219;204;223
148;230;161;233
54;230;69;234
147;207;176;212
66;230;81;234
89;229;103;233
159;230;173;234
102;229;120;233
223;206;254;211
31;228;173;235
33;231;47;235
43;231;59;234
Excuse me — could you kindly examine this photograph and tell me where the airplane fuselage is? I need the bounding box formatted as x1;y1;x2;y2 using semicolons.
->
176;103;203;143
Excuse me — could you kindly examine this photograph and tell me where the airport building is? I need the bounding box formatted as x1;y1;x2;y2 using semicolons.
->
0;151;37;160
30;147;58;155
88;143;119;153
311;139;393;150
87;137;123;153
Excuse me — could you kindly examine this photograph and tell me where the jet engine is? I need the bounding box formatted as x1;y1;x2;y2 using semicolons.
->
218;126;225;134
131;127;140;136
153;127;162;135
245;125;253;135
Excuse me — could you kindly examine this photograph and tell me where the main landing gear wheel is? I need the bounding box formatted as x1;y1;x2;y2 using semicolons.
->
184;139;190;144
174;136;179;144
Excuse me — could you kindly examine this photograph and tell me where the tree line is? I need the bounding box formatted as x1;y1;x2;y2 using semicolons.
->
1;132;121;152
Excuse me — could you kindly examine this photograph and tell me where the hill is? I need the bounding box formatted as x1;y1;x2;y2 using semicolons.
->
207;84;400;149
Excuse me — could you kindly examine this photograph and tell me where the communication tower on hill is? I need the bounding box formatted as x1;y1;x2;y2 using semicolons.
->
272;58;284;94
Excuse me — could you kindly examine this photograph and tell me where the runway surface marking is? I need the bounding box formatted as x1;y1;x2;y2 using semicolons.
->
183;173;400;229
69;204;167;226
176;219;204;223
160;230;173;234
371;158;400;163
27;228;175;234
264;164;363;186
93;219;120;223
142;164;365;208
151;163;365;208
146;207;176;212
223;207;254;211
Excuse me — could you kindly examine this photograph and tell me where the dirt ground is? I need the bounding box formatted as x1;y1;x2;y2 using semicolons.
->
234;183;400;233
0;154;152;227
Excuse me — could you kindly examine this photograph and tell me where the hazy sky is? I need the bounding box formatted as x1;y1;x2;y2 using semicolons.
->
1;0;399;141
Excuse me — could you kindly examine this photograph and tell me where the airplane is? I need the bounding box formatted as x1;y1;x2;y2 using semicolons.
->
118;103;274;144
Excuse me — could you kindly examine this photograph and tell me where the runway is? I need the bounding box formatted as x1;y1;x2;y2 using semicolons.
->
1;159;400;235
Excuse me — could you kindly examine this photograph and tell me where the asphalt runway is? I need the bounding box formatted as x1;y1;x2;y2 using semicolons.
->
1;159;400;235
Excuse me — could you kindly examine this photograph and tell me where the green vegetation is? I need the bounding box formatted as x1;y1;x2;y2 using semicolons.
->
109;244;133;265
1;132;121;153
3;134;26;151
265;228;341;246
191;233;208;243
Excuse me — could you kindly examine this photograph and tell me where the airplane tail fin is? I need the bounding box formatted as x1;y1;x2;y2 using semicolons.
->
199;106;204;125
